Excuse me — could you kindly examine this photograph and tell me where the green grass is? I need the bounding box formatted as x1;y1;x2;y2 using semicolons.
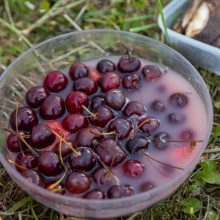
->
0;0;220;219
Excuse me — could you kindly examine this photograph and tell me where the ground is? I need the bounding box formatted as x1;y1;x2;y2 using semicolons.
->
0;0;220;219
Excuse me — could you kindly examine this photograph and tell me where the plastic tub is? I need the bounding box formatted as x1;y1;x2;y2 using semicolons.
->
0;30;213;219
158;0;220;75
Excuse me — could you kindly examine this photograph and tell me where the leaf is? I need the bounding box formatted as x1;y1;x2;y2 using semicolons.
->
214;101;220;109
181;198;202;215
8;196;33;212
211;126;220;140
206;210;219;220
0;211;14;216
40;0;50;10
198;171;220;185
201;160;217;172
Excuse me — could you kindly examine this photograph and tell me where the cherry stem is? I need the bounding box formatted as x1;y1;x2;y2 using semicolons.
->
141;150;184;170
7;159;28;170
18;135;39;157
100;131;116;136
59;136;64;166
117;41;132;58
48;128;80;157
3;128;30;138
90;149;120;186
167;140;203;145
82;105;96;118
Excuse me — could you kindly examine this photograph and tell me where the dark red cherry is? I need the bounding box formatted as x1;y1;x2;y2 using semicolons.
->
69;63;89;80
93;168;114;185
98;72;120;92
65;91;88;114
169;93;188;107
31;124;55;149
91;106;114;127
108;185;134;199
167;113;186;124
109;118;132;139
7;133;26;152
62;114;88;133
77;127;102;147
66;171;91;194
142;65;162;81
122;73;141;90
179;129;194;141
91;95;105;110
73;77;97;95
95;139;126;166
84;189;105;199
138;117;160;136
153;132;169;150
38;151;62;176
40;95;65;120
97;59;115;73
118;55;141;73
15;153;38;172
123;160;144;177
151;100;165;112
26;86;49;108
140;181;154;192
21;170;44;186
126;137;150;154
10;107;38;131
43;71;68;92
68;147;95;171
105;89;126;111
123;101;145;117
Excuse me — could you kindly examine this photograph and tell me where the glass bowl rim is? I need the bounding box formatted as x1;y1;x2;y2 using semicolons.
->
0;29;213;205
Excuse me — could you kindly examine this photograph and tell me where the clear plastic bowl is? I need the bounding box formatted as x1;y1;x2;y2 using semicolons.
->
0;30;213;219
158;0;220;75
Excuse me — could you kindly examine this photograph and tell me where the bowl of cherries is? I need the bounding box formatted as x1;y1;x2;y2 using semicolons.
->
0;30;213;219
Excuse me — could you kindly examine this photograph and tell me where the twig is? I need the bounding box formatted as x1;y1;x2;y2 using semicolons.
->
22;0;86;35
75;2;88;23
204;148;220;153
3;0;15;26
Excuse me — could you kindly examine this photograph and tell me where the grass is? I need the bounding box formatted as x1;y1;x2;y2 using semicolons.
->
0;0;220;219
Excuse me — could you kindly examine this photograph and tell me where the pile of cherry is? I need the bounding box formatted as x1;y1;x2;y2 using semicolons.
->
6;53;193;200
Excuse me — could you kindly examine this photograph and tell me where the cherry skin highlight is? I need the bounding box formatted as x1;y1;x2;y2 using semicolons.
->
97;59;115;73
69;63;89;80
98;72;120;92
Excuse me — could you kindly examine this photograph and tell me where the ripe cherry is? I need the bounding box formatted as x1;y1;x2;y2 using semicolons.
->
10;107;38;131
153;132;170;150
73;77;97;95
123;101;145;117
91;95;105;110
15;153;38;172
26;86;49;108
7;133;26;152
105;89;126;111
62;114;88;133
108;185;134;199
21;170;44;186
65;91;88;114
138;117;160;136
167;113;186;124
122;73;141;90
109;118;132;139
31;124;55;149
66;171;91;194
44;71;68;92
151;100;165;112
169;93;188;107
84;189;105;199
142;65;162;81
179;129;194;140
98;72;120;92
91;106;114;127
95;139;126;166
38;151;62;176
126;137;150;154
40;95;65;120
69;63;89;80
97;59;115;73
68;147;95;171
118;55;141;73
93;168;114;185
140;181;154;192
123;160;144;177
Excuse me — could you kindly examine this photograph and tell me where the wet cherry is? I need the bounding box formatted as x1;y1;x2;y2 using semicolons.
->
108;185;134;199
62;114;88;133
105;89;126;111
97;59;115;73
122;73;141;90
170;93;188;107
15;153;38;172
91;95;105;110
168;113;186;124
179;129;194;140
65;91;88;114
44;71;68;92
151;100;165;112
26;86;49;108
98;72;120;92
84;189;105;199
73;77;97;95
66;171;91;194
21;170;44;186
142;65;162;81
40;95;65;120
118;55;141;73
93;168;114;185
69;63;89;80
153;132;170;150
123;160;144;177
140;181;154;192
126;137;150;154
138;117;160;136
7;133;26;152
123;101;145;117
